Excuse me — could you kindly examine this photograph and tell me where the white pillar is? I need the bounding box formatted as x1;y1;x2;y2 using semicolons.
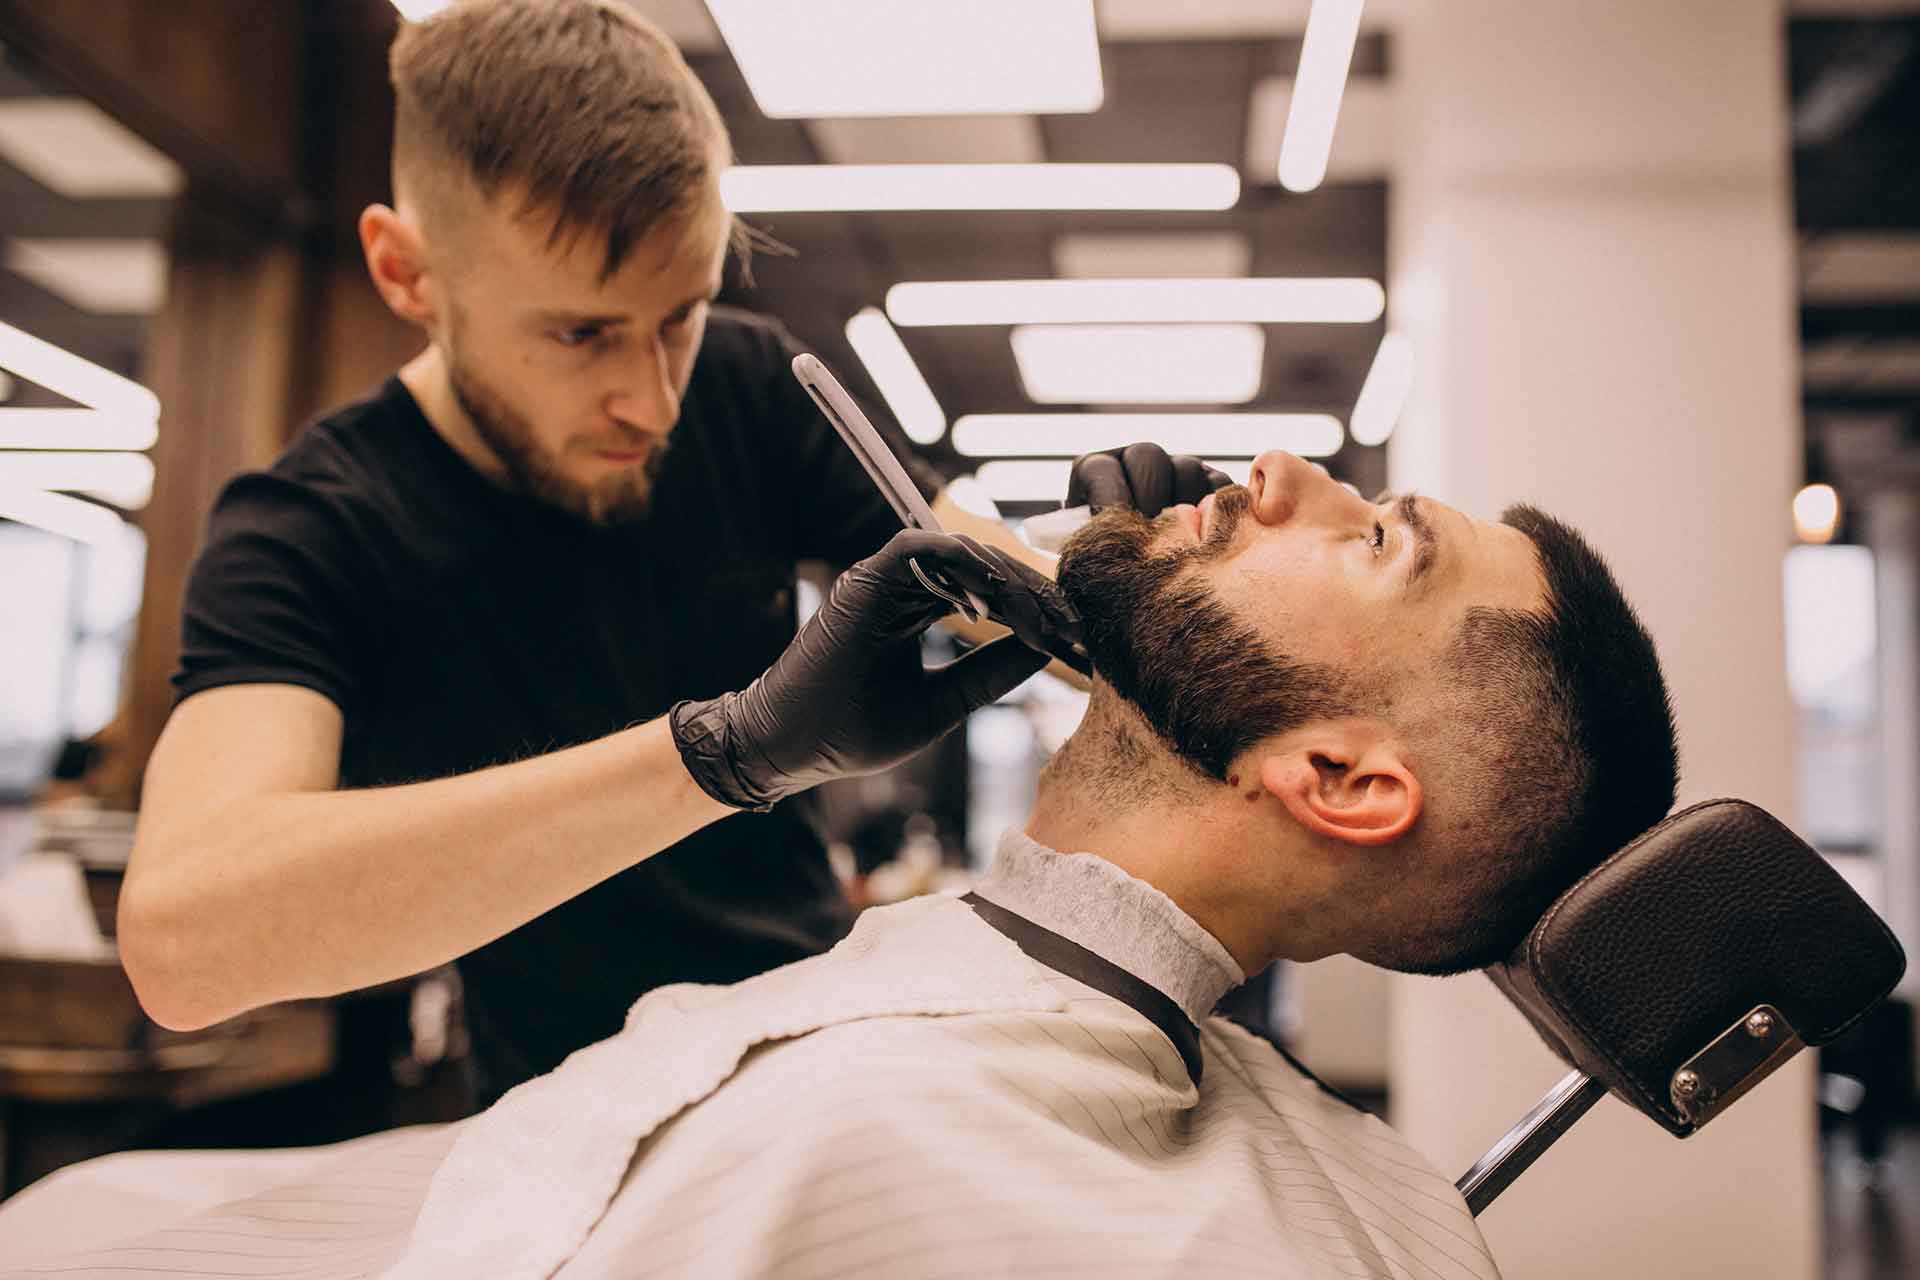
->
1865;487;1920;1004
1386;4;1817;1279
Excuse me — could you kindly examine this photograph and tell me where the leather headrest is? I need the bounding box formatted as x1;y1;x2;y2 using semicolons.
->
1487;798;1904;1136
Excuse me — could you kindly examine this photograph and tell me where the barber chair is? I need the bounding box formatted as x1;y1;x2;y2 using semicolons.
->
1456;798;1906;1215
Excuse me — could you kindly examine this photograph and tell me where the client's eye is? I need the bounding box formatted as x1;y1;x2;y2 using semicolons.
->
1369;521;1386;555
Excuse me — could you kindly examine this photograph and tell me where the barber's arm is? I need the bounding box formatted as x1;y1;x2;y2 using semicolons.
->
121;530;1073;1032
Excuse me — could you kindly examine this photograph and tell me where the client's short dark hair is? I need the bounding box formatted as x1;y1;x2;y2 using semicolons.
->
1386;504;1678;975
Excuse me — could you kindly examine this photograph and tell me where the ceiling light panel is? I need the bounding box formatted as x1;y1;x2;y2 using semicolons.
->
1051;232;1251;280
0;409;158;452
7;239;168;315
721;164;1238;212
844;308;946;444
1277;0;1366;192
0;451;153;509
1246;76;1392;185
954;414;1344;458
1349;332;1412;446
0;485;126;546
805;116;1047;166
887;278;1384;326
0;319;159;422
0;100;183;199
1012;324;1264;404
706;0;1101;117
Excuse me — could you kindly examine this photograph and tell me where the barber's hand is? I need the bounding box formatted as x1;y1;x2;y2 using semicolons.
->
1065;443;1231;517
670;530;1082;812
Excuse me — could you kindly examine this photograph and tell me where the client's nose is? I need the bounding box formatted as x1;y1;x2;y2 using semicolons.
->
1248;451;1316;525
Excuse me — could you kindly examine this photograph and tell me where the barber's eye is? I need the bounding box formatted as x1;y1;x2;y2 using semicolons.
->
554;325;605;349
1369;521;1386;555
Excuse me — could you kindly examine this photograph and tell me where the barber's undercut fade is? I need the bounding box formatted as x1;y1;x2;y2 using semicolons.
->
389;0;737;280
1390;505;1679;976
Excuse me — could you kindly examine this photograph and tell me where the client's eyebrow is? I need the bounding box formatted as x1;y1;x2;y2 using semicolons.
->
1400;493;1439;592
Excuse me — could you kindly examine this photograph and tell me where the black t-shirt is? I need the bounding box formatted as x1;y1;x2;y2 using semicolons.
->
173;308;941;1104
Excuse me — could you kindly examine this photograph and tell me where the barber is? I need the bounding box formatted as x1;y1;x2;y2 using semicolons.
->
117;0;1219;1107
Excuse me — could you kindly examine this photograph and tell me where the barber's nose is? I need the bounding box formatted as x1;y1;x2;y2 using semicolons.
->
609;334;681;432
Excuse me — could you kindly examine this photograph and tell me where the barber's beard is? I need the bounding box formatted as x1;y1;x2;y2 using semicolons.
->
446;355;666;527
1056;486;1353;780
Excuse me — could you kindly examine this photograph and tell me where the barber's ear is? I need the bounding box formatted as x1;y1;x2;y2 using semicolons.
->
359;204;436;328
1258;732;1421;847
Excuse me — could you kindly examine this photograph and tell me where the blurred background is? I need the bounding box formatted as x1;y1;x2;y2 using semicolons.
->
0;1;1914;1276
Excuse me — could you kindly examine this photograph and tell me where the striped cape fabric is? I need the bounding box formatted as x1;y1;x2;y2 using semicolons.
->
0;833;1501;1280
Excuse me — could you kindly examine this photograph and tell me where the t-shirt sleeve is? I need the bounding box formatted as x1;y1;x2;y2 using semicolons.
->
172;470;380;714
758;322;947;567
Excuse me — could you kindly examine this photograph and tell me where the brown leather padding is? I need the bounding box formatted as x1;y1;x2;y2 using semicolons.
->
1487;798;1906;1136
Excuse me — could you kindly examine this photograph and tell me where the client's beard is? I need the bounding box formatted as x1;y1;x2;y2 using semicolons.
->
1055;486;1353;780
449;355;667;527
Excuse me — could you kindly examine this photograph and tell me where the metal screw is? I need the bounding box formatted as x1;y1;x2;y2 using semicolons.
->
1673;1070;1701;1099
1745;1010;1776;1039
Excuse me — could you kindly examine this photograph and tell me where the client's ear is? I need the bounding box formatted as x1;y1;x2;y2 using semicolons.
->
1258;724;1421;846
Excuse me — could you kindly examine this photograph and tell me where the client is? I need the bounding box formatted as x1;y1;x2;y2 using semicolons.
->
0;450;1677;1280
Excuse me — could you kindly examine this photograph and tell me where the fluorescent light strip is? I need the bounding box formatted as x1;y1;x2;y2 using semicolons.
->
721;164;1239;213
1279;0;1366;193
0;321;160;423
888;278;1382;326
953;414;1344;459
705;0;1101;118
976;458;1254;504
0;486;125;546
844;308;946;445
1349;332;1412;446
389;0;453;19
0;409;158;452
0;451;154;509
1011;324;1264;405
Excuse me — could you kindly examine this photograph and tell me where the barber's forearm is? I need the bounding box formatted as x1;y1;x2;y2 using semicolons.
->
125;718;731;1029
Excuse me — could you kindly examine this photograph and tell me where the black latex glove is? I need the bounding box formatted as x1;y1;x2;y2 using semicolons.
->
670;529;1083;812
1064;443;1232;517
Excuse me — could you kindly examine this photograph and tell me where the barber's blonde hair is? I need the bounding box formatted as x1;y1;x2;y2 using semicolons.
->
389;0;737;278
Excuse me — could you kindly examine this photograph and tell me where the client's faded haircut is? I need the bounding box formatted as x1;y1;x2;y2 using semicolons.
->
389;0;737;279
1388;504;1679;975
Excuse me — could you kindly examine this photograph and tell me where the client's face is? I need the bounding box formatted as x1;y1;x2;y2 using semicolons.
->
1057;450;1545;778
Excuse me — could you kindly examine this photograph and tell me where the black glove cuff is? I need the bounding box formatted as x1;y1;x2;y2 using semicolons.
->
667;696;780;814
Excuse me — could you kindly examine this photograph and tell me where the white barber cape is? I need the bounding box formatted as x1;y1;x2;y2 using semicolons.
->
0;831;1501;1280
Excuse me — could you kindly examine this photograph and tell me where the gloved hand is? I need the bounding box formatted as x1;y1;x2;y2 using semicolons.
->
670;529;1082;812
1064;443;1232;517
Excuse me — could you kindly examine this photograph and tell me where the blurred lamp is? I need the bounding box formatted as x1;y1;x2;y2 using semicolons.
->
706;0;1100;117
390;0;454;19
956;415;1342;459
0;410;158;452
721;164;1238;213
1279;0;1367;192
888;278;1383;326
1793;483;1841;544
1011;325;1263;405
1349;332;1412;446
844;308;945;445
0;319;159;424
0;486;125;547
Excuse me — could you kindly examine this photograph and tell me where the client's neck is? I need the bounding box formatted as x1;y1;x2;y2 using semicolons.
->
1025;692;1275;973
